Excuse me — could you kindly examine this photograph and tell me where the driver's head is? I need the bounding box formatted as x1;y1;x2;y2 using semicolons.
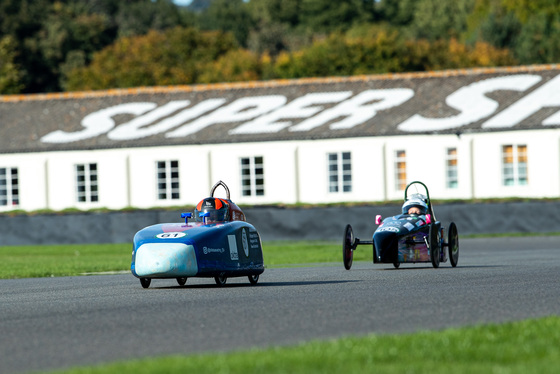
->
402;194;428;215
195;197;229;223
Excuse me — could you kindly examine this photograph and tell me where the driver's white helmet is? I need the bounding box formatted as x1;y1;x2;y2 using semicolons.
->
402;193;428;214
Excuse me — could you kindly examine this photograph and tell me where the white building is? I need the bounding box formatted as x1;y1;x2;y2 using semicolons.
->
1;65;559;212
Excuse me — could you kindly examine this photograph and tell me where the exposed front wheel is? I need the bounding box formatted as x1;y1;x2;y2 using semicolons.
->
248;274;259;285
140;278;151;288
343;224;355;270
176;277;187;286
448;222;459;267
429;224;441;269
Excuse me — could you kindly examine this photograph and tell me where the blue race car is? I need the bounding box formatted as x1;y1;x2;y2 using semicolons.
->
131;181;265;288
343;181;459;270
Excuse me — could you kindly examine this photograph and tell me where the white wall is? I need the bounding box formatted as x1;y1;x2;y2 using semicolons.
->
382;134;474;201
1;129;559;213
296;137;385;204
208;141;299;204
471;129;560;199
0;153;48;211
127;145;209;208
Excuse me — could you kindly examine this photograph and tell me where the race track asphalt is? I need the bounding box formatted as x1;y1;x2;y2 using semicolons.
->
1;236;559;374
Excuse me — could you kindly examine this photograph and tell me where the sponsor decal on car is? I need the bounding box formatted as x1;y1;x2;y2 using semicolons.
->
378;227;400;233
241;228;249;257
227;234;239;260
403;222;415;231
249;231;261;251
203;246;225;255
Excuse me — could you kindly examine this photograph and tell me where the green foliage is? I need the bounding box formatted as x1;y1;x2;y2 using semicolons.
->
116;0;186;38
198;0;253;47
198;49;262;83
63;27;239;90
297;0;377;34
0;35;24;94
1;0;559;94
270;25;516;79
46;317;560;374
514;11;560;64
405;0;475;40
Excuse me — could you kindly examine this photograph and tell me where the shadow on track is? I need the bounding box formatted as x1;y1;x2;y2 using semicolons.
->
150;279;360;290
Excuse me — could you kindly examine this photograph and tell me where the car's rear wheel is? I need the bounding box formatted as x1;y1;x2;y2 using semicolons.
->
429;224;441;269
448;222;459;267
343;224;355;270
214;274;227;286
393;262;400;269
176;277;187;286
140;278;151;288
248;274;259;285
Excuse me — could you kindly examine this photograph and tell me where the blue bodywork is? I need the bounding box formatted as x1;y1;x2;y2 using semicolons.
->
131;220;265;280
373;214;442;264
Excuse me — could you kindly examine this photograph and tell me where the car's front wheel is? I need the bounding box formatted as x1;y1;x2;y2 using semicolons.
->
214;274;227;286
140;278;151;288
248;274;259;285
448;222;459;267
429;224;441;269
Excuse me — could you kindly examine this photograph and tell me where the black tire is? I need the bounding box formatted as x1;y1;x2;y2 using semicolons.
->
429;224;441;269
343;224;355;270
448;222;459;267
248;274;259;285
140;278;151;288
393;262;400;269
214;274;227;286
176;277;187;286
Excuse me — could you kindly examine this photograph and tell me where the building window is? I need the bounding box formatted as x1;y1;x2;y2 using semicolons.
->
328;152;352;193
240;156;264;196
0;167;19;207
157;160;180;200
502;145;528;186
446;148;458;188
395;150;406;191
76;163;98;203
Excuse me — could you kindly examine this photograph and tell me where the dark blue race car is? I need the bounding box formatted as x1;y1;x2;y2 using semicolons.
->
343;181;459;270
131;181;265;288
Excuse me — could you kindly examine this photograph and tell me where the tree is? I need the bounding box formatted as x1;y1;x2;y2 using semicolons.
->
404;0;475;41
199;49;261;83
515;11;560;64
270;25;516;79
298;0;377;34
63;27;239;90
115;0;185;37
198;0;253;46
0;35;24;94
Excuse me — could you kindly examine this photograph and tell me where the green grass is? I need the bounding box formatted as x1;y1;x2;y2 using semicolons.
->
0;241;364;279
0;243;132;279
44;316;560;374
5;233;560;278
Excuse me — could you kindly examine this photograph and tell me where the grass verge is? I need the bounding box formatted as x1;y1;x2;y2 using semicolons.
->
45;316;560;374
0;241;364;279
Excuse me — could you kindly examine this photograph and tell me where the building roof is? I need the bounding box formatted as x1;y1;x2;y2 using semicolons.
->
1;65;560;154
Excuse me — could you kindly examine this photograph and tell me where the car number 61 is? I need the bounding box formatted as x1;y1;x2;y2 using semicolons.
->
156;232;186;239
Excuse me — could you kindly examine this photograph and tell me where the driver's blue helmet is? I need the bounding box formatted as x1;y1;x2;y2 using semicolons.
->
402;193;428;214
